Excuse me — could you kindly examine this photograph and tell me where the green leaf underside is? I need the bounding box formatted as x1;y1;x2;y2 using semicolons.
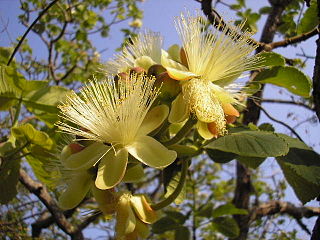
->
297;0;319;34
275;134;320;203
152;216;181;234
211;217;240;238
277;160;320;204
255;66;311;97
0;142;20;204
175;226;190;240
236;156;266;169
212;203;248;218
258;52;285;67
206;131;289;158
0;65;68;124
12;123;54;150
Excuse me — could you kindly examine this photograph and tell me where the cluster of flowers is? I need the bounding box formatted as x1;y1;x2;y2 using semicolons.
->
56;11;261;240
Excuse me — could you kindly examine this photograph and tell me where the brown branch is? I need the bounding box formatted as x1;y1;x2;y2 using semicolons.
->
251;200;320;235
19;169;84;239
310;1;320;239
261;98;314;111
32;209;76;238
263;27;319;51
250;200;320;221
234;1;292;239
258;104;304;141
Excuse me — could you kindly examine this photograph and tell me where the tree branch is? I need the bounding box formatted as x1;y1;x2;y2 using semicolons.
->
19;169;84;239
263;27;319;51
261;98;314;111
250;200;320;221
257;103;304;141
312;2;320;121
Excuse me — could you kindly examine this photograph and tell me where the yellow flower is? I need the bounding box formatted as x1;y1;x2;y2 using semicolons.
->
57;74;177;190
105;30;163;74
115;193;158;240
161;12;261;138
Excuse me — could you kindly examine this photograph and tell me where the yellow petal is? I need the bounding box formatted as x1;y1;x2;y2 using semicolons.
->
167;44;181;62
122;164;144;183
222;103;240;117
116;194;136;237
130;195;158;224
62;142;110;170
91;185;117;215
134;56;156;70
58;171;91;209
166;67;198;81
168;94;189;123
211;83;237;104
196;121;214;140
161;49;196;81
137;105;169;136
207;122;219;138
126;135;177;168
95;148;128;189
135;218;150;239
213;73;241;86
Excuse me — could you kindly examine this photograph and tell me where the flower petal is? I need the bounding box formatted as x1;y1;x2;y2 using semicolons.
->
138;105;169;136
168;94;189;123
58;171;91;209
95;148;128;189
166;67;198;81
62;142;110;170
122;164;145;183
130;195;158;224
134;218;150;239
91;186;117;215
196;121;214;140
134;56;156;70
116;195;136;237
126;135;177;168
161;49;196;81
167;44;181;62
222;103;240;117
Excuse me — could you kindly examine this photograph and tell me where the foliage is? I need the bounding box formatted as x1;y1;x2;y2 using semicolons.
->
0;0;320;239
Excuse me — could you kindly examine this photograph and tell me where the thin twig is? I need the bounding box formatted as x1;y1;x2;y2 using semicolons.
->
257;104;304;142
7;0;60;66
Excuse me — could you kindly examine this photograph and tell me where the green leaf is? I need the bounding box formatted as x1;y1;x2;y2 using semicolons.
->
297;0;318;34
26;154;58;188
236;156;266;169
258;52;285;67
277;160;320;204
0;142;20;204
255;66;311;97
0;47;14;65
152;216;181;234
258;123;275;132
175;226;190;240
197;203;214;218
276;134;320;203
24;85;68;113
212;203;248;218
12;123;54;150
211;217;240;238
206;131;289;158
165;211;187;224
206;149;236;163
168;144;198;158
